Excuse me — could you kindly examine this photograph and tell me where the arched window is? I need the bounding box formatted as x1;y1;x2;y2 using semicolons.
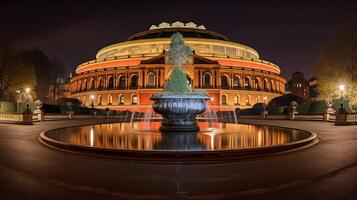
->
90;78;95;89
119;95;125;105
98;78;104;89
108;95;113;105
83;79;87;90
132;95;138;105
98;95;102;105
222;95;227;105
147;73;155;87
204;73;211;87
264;79;270;91
119;76;126;89
244;76;251;90
221;75;229;88
130;75;138;88
271;80;275;92
234;95;240;105
233;76;240;89
255;77;261;90
108;77;114;89
247;95;251;105
257;95;261;103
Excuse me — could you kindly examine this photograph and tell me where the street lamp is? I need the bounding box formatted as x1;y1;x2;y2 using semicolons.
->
339;84;345;110
25;88;31;110
16;90;21;113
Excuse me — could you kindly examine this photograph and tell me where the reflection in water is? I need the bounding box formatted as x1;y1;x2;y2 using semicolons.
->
45;122;311;151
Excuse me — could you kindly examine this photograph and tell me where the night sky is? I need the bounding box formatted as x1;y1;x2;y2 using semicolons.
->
1;0;357;80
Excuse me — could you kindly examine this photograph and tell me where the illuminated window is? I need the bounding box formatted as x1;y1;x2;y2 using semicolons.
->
132;95;138;105
234;95;240;105
147;73;155;87
108;95;113;105
119;95;124;105
233;76;240;88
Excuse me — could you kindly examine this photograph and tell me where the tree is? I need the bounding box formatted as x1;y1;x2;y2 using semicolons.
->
164;32;193;93
316;25;357;111
0;49;37;101
165;68;190;93
20;47;52;100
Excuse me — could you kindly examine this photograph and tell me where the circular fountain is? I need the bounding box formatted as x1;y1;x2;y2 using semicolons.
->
40;121;317;161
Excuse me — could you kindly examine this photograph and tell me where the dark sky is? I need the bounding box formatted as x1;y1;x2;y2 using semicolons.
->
1;0;357;80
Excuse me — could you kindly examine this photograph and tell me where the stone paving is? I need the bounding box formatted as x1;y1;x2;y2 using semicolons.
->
0;119;356;200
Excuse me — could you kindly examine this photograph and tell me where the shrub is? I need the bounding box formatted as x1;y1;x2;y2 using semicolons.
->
308;101;326;114
0;101;16;112
297;103;311;114
267;105;286;115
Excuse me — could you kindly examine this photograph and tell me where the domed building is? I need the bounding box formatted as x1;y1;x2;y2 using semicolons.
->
70;21;286;111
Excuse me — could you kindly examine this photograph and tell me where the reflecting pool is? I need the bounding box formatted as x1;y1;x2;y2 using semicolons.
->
44;122;313;152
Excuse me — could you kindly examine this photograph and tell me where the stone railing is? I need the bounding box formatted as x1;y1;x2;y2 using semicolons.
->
0;112;23;122
0;112;35;125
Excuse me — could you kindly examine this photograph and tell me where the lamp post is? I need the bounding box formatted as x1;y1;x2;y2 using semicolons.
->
25;88;31;111
16;90;21;113
339;84;345;110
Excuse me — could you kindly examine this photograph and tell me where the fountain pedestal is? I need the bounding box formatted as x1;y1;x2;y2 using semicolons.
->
151;95;209;132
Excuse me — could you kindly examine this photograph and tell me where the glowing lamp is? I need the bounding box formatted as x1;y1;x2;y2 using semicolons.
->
339;84;345;92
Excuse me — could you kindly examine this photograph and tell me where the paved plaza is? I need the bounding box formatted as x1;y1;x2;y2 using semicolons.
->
0;119;356;199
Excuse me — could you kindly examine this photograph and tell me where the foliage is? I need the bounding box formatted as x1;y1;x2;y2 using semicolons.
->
165;32;193;68
0;49;37;101
316;26;357;111
308;101;327;114
0;101;16;112
297;103;311;114
164;68;190;93
20;47;53;100
267;106;286;115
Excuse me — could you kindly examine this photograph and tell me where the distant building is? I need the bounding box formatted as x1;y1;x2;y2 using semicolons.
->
288;71;309;99
308;77;318;100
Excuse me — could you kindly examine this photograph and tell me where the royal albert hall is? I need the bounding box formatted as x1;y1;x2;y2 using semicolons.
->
70;21;286;111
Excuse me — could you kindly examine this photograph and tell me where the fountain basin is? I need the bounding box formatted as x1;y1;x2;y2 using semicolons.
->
39;122;318;162
150;94;210;131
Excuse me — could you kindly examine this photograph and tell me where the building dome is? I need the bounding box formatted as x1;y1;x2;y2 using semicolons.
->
127;21;230;41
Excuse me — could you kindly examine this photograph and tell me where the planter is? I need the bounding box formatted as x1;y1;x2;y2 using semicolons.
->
150;94;210;131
